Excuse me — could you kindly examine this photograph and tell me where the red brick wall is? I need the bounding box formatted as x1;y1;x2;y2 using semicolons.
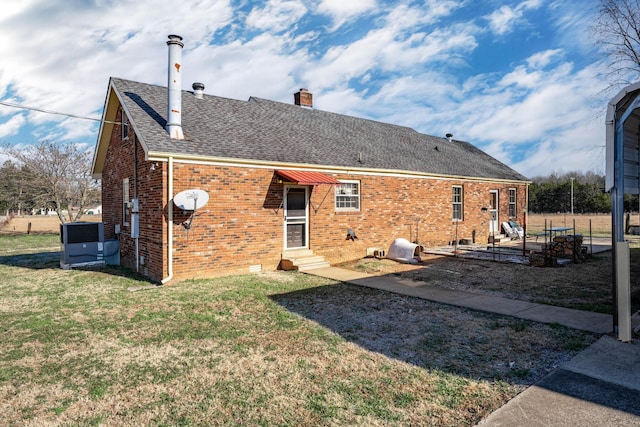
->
166;164;527;280
102;110;528;282
102;108;167;282
309;176;527;264
170;165;283;279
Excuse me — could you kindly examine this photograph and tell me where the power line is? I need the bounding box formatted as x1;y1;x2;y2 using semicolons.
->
0;100;121;124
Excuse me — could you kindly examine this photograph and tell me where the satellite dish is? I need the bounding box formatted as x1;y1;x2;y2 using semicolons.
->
174;189;209;211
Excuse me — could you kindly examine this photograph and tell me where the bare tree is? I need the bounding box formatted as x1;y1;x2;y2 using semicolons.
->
1;141;100;223
593;0;640;85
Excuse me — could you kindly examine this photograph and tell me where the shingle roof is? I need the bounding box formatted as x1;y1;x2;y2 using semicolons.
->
111;77;528;182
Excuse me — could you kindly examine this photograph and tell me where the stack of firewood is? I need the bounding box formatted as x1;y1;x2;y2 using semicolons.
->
545;235;585;259
529;234;587;267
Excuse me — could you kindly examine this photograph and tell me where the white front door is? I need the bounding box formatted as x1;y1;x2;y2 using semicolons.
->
489;190;499;235
284;186;308;249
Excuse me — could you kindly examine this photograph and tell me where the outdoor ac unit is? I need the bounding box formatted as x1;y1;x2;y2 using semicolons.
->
60;222;105;269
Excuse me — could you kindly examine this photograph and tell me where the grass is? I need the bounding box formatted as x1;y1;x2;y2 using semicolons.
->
0;233;60;253
0;233;599;426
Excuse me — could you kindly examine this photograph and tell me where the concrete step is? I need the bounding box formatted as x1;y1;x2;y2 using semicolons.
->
292;255;328;266
297;260;331;272
282;249;314;258
489;234;506;243
280;250;330;271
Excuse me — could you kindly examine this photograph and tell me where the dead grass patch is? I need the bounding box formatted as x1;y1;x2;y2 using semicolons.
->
0;234;599;426
341;249;640;315
0;215;102;235
526;213;611;235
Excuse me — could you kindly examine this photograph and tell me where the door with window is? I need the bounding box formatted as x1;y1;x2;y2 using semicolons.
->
284;186;308;249
489;190;499;235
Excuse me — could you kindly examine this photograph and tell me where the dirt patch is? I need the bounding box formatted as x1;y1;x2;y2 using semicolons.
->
274;282;596;385
339;251;640;316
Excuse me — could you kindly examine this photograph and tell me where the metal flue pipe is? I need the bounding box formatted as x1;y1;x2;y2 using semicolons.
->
166;34;184;140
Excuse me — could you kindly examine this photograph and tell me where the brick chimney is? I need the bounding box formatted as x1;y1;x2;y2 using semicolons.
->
294;88;312;108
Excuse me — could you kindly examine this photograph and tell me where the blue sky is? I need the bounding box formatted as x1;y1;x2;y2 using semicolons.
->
0;0;615;178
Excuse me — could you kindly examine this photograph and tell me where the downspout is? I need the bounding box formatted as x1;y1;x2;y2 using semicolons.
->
161;35;181;284
134;135;139;272
523;184;528;258
161;156;174;284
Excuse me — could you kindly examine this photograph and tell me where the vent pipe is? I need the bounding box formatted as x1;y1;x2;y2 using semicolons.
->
446;133;453;142
166;34;184;140
192;82;205;99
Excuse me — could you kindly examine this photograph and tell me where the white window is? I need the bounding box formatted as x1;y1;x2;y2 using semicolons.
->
452;186;463;221
122;113;129;140
509;188;517;217
335;181;360;211
123;178;130;226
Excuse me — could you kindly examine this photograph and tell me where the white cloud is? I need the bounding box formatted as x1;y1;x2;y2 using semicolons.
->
487;5;520;35
548;1;597;55
485;0;543;36
0;0;234;141
303;3;477;91
246;0;308;32
2;0;37;20
497;66;545;89
383;1;462;30
0;114;25;138
466;63;589;144
526;48;563;69
511;120;606;177
317;0;376;17
317;0;377;30
444;62;608;177
186;33;308;102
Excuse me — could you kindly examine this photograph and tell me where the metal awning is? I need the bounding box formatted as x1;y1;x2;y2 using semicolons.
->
605;81;640;343
276;170;341;185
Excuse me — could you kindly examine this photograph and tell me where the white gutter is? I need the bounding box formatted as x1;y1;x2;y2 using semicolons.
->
161;156;174;284
145;153;531;184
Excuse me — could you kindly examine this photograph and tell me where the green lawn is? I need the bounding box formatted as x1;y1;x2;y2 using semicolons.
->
0;234;597;426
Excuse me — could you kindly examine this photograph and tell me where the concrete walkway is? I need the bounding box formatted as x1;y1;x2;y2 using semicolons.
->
306;266;640;426
479;336;640;426
310;266;613;333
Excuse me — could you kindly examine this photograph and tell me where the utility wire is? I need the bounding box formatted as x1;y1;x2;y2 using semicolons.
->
0;100;121;124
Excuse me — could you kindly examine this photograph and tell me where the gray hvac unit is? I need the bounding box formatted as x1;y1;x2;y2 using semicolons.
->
60;222;105;269
103;239;120;266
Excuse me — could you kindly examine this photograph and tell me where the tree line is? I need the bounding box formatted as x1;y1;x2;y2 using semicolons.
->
527;171;640;214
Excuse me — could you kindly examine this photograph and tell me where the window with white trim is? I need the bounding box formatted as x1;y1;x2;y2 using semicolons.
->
122;112;129;140
509;188;517;217
123;178;130;226
335;181;360;211
452;185;463;221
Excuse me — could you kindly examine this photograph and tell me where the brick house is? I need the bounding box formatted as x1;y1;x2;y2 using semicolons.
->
91;35;529;283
